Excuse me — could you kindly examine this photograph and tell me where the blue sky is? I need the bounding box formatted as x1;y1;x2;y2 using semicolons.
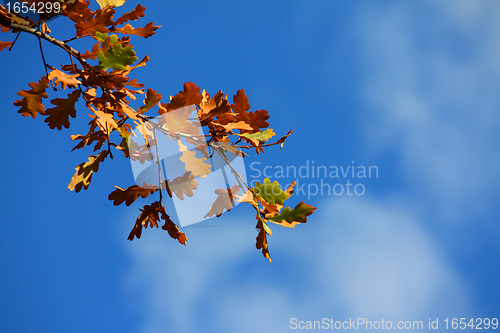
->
1;1;499;332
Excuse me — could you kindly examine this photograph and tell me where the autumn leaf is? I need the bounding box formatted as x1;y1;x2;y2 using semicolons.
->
231;89;251;114
178;140;212;178
108;184;157;206
96;0;126;9
114;22;160;38
168;172;198;200
160;205;187;246
115;3;146;25
93;110;118;134
128;201;161;240
14;76;49;118
204;185;240;218
81;43;101;60
75;8;115;37
44;90;81;130
48;69;81;89
160;82;203;113
0;40;12;51
68;150;108;192
139;88;162;112
238;109;270;134
239;128;276;144
269;202;316;228
256;219;271;263
217;121;253;132
98;44;138;70
253;178;288;206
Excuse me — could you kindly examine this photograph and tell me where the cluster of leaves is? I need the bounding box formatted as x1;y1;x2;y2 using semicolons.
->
0;0;316;262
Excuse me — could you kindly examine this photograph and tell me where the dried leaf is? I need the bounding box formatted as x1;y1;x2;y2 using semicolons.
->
14;76;49;118
168;172;198;200
44;90;81;130
114;22;160;38
68;150;108;192
48;69;81;89
0;40;12;51
269;202;316;228
115;3;145;25
178;141;212;178
204;185;240;218
108;184;157;206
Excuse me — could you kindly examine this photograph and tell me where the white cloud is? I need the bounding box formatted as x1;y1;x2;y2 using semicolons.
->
356;1;500;221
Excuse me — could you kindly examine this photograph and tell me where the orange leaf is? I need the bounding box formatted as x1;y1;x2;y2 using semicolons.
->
167;172;198;200
81;43;101;60
178;141;212;178
139;88;162;112
0;40;12;51
204;185;240;218
48;69;81;89
115;4;146;25
114;22;160;38
14;76;50;119
238;109;270;134
44;90;81;130
75;8;115;37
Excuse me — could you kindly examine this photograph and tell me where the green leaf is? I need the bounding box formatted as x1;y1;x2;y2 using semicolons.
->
98;44;138;70
262;220;273;235
239;128;275;142
94;32;119;44
253;178;288;206
269;202;316;228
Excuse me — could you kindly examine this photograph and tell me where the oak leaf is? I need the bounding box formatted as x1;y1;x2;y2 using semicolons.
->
269;202;316;228
178;141;212;178
237;109;270;134
139;88;162;112
48;69;81;89
68;150;108;192
96;0;125;9
0;40;12;51
204;185;240;218
98;44;138;70
44;90;81;130
160;205;187;246
168;172;198;200
14;76;49;118
108;184;157;206
75;8;115;37
113;22;159;38
256;219;271;263
115;3;145;25
239;128;276;145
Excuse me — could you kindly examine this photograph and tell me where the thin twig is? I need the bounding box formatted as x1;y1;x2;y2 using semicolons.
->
8;31;21;51
37;24;56;91
152;128;163;203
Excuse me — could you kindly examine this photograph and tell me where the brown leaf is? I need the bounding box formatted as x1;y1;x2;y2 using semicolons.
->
14;76;50;118
160;205;188;246
115;3;146;25
44;90;81;130
108;184;157;206
114;22;160;38
48;69;81;89
238;109;270;134
256;219;271;263
160;82;203;113
128;201;161;240
231;89;251;114
204;185;240;218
